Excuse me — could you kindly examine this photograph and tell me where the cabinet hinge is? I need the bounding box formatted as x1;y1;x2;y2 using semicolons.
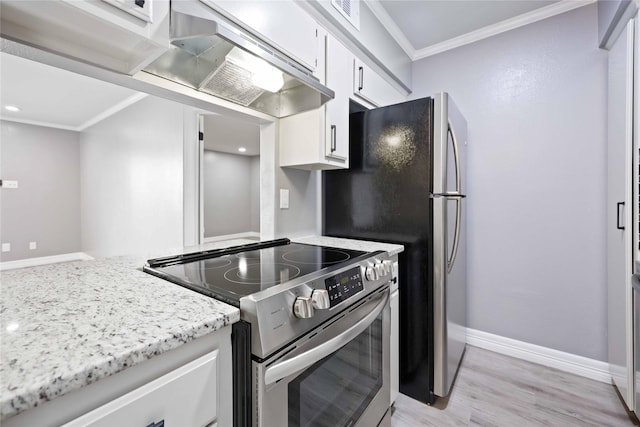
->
199;131;204;141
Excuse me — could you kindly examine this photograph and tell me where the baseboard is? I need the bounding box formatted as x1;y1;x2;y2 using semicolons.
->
466;328;611;384
0;252;94;271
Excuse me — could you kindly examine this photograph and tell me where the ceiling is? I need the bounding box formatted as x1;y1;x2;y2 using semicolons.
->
0;52;260;156
0;52;141;131
369;0;593;59
0;1;595;130
203;114;260;156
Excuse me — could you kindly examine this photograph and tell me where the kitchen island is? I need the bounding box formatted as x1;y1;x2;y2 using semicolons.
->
0;255;239;426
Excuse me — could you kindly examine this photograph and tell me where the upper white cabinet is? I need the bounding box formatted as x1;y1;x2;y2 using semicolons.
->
353;57;406;108
280;34;350;170
324;35;352;162
201;0;321;72
0;0;170;75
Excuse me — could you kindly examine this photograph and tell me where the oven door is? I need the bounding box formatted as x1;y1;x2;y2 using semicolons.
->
254;288;391;427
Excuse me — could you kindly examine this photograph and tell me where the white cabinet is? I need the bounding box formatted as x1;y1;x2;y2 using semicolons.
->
353;58;406;108
0;0;170;75
607;17;636;412
201;0;321;72
4;327;233;427
63;351;220;427
280;34;350;170
324;35;351;162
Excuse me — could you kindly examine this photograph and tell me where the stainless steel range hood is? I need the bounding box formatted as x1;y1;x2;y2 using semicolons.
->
144;1;334;118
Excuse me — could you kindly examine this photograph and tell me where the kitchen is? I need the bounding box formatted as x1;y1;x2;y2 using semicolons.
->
0;0;636;426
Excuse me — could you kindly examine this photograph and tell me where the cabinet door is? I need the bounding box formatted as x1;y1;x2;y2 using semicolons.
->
607;18;635;411
202;0;320;72
325;35;351;163
63;350;219;427
353;58;405;107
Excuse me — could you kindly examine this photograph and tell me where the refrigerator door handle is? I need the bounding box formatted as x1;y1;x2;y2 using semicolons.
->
448;197;462;274
432;194;465;273
449;120;462;194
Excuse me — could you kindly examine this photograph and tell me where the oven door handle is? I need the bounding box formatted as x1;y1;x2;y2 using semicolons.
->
264;291;389;386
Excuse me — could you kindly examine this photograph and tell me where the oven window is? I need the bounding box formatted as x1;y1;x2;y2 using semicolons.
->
288;314;383;427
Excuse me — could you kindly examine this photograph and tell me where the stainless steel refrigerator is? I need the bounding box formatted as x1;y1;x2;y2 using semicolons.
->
323;92;467;403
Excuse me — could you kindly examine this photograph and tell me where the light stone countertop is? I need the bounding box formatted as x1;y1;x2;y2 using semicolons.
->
0;256;240;421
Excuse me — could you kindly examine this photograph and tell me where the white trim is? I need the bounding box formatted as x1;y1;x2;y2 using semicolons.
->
466;328;611;384
365;0;415;58
405;0;594;61
0;93;147;132
0;252;94;271
203;232;260;243
78;93;148;131
0;116;81;132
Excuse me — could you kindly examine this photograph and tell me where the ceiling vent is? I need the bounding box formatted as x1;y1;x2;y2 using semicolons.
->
332;0;360;30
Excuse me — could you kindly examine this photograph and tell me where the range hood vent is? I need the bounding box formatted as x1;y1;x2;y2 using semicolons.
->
143;1;334;118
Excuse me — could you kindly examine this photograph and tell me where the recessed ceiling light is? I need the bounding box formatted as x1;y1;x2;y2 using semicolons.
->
4;105;21;112
238;147;247;153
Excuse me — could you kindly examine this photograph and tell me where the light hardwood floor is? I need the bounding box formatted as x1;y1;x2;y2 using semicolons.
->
390;346;636;426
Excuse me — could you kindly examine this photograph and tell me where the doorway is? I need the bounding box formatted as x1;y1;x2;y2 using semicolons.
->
200;113;261;243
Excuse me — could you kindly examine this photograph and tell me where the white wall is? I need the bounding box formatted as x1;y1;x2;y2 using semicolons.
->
0;121;81;261
203;150;259;237
411;4;608;360
80;96;184;258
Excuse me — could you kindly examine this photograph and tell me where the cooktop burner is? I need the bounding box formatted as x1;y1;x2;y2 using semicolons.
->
144;240;368;306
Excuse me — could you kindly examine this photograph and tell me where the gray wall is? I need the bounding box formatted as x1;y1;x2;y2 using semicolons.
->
203;150;259;237
80;96;184;258
411;4;608;360
250;156;260;232
0;121;81;261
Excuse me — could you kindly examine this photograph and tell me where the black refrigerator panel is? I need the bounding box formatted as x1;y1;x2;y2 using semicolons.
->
323;97;434;239
323;96;437;404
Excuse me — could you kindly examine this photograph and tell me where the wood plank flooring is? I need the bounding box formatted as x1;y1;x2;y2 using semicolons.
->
390;346;636;426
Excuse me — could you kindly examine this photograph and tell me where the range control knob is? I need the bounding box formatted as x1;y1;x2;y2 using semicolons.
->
365;266;377;281
383;260;394;275
293;296;314;319
374;262;386;277
311;289;330;310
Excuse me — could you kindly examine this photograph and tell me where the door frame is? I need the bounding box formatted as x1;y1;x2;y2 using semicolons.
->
183;108;276;247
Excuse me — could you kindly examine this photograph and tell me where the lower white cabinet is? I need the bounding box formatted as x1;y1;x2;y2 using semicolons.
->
3;327;232;427
63;350;220;427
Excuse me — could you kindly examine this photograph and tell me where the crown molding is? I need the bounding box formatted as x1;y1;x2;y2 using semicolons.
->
0;93;147;132
78;92;148;131
365;0;416;58
367;0;595;62
413;0;594;60
0;116;80;132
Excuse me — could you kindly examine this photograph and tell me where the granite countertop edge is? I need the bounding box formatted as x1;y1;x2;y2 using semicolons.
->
0;256;240;421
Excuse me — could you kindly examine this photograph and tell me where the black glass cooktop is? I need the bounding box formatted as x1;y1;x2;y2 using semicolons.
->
144;239;367;307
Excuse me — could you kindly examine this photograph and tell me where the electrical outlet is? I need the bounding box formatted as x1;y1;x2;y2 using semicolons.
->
29;242;37;250
280;189;290;209
1;243;10;252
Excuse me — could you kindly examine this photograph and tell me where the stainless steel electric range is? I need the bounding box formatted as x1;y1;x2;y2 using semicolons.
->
144;238;396;427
